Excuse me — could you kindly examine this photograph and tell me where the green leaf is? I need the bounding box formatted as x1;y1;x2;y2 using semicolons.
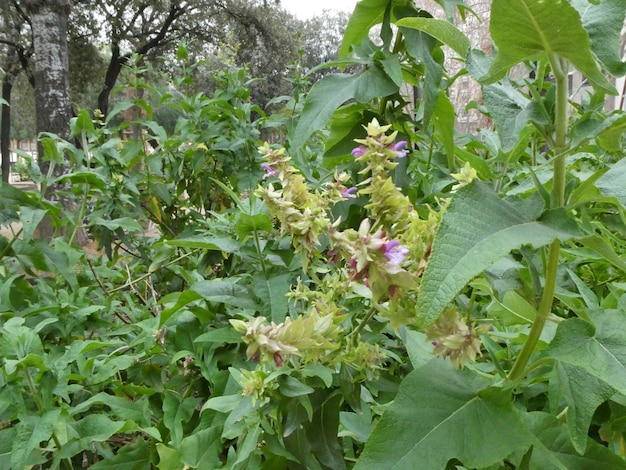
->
515;412;626;469
58;415;128;459
191;279;257;310
278;376;315;398
482;81;531;153
570;0;626;76
551;363;615;454
253;273;290;323
595;156;626;209
307;394;346;470
545;310;626;396
163;236;240;253
71;109;96;138
19;207;47;243
90;217;144;233
432;92;456;163
417;181;581;326
163;391;201;447
194;327;243;344
156;444;184;470
339;0;388;57
70;392;151;426
293;68;398;149
355;361;534;469
11;410;61;469
159;290;204;326
578;235;626;275
484;0;615;94
90;439;151;470
395;17;470;57
235;213;273;241
178;426;222;470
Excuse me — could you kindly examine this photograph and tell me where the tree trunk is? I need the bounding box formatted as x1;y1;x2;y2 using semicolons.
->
24;0;79;241
1;75;13;184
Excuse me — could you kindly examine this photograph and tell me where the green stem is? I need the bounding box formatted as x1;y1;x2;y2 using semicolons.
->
508;239;560;382
507;55;569;382
68;185;89;245
350;307;377;343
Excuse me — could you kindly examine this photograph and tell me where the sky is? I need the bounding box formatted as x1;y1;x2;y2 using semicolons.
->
280;0;359;19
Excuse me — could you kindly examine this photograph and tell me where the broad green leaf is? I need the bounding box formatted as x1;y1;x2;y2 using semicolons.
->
179;426;222;470
156;444;184;470
482;81;531;153
278;376;315;398
19;207;47;243
417;181;581;326
235;213;273;241
339;0;388;57
545;310;626;395
551;363;615;454
395;17;470;57
11;410;61;470
355;361;534;469
70;392;151;426
293;68;398;149
400;329;434;369
307;394;346;470
163;236;240;253
596;155;626;210
194;327;243;344
253;273;290;323
432;92;455;163
70;109;96;138
484;0;615;94
163;391;201;447
90;216;144;233
58;415;128;458
571;0;626;76
159;290;203;326
233;427;262;466
0;427;16;468
514;412;626;469
90;438;151;470
191;279;257;310
487;290;537;326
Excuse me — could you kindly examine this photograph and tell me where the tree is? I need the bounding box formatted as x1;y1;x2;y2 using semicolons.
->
23;0;73;239
0;0;33;183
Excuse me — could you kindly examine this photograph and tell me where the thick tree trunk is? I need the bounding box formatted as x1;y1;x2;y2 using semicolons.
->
1;76;12;184
24;0;81;241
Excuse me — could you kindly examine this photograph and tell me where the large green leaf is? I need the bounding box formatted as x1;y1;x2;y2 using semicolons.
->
395;17;469;57
551;362;615;454
339;0;389;57
90;439;151;470
417;181;581;326
482;81;532;153
306;394;346;470
514;412;626;469
292;68;398;149
483;0;615;94
178;426;222;470
253;273;290;323
163;391;201;447
355;361;534;469
191;279;257;310
571;0;626;76
11;410;61;469
595;155;626;209
545;310;626;395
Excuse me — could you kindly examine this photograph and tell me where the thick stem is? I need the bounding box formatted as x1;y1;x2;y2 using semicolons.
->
507;56;569;382
508;239;560;382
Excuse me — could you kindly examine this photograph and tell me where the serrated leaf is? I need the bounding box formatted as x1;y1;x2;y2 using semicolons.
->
570;0;626;76
551;363;615;454
395;17;470;57
484;0;615;94
354;361;534;469
545;310;626;396
417;181;581;326
293;68;398;149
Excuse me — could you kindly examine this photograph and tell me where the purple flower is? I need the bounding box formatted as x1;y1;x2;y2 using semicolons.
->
352;145;367;158
261;163;277;179
384;240;409;265
391;141;409;158
341;186;358;199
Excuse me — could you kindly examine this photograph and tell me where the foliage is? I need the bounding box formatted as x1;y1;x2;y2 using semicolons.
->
2;0;626;469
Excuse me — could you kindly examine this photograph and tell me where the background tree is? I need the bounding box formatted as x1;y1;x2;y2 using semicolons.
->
0;0;33;183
